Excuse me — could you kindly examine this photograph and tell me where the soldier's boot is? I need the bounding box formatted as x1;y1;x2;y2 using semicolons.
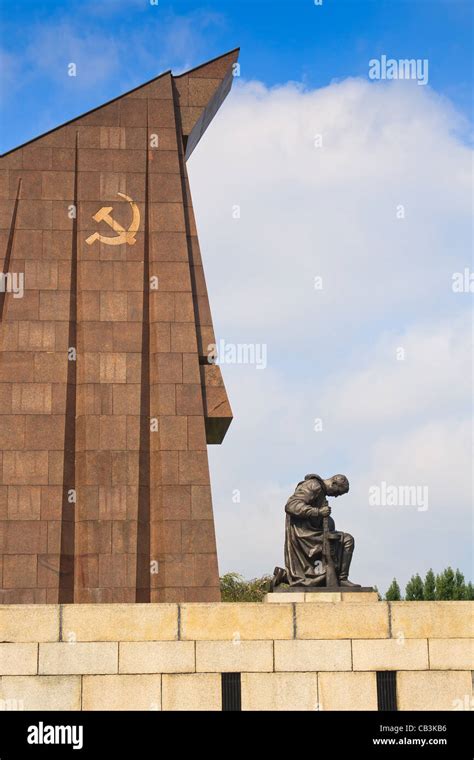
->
339;578;361;587
270;566;288;591
338;533;361;588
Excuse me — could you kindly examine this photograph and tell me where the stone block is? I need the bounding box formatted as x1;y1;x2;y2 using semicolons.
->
397;671;472;711
119;641;195;673
342;592;379;603
195;641;273;673
318;672;377;711
82;674;161;711
306;592;342;603
241;673;319;711
0;605;59;642
352;639;429;670
428;638;474;670
180;603;293;640
11;385;52;415
0;675;80;710
296;602;389;639
161;673;220;711
274;640;351;672
61;603;178;641
39;642;118;674
390;602;473;639
3;555;37;588
0;643;38;675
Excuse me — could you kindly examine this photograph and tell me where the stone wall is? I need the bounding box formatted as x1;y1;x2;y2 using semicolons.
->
0;600;472;710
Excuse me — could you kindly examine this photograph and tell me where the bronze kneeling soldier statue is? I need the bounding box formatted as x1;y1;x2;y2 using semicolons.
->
272;473;361;589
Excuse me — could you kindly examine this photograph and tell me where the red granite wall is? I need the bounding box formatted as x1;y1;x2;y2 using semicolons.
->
0;50;237;603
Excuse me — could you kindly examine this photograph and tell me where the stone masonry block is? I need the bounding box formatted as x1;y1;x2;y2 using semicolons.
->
274;640;352;672
39;642;118;675
318;672;377;711
61;603;178;641
428;638;474;670
0;643;38;675
161;673;221;711
397;671;472;711
82;674;162;711
0;675;81;710
390;602;473;639
195;641;273;673
241;672;319;712
180;603;293;640
0;605;59;642
119;641;195;673
352;639;429;671
296;602;389;639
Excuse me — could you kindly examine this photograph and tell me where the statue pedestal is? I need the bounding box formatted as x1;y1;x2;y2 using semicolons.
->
264;587;378;603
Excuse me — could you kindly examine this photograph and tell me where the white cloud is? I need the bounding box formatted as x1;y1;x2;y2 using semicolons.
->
1;8;228;113
187;77;473;593
189;79;470;344
21;22;122;90
320;311;472;430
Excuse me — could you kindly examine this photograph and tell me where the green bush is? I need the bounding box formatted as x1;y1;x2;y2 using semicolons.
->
220;572;272;602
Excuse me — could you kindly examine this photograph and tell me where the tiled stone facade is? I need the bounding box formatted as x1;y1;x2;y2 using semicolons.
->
0;51;238;603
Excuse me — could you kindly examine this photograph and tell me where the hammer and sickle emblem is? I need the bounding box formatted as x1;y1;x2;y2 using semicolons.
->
85;192;140;246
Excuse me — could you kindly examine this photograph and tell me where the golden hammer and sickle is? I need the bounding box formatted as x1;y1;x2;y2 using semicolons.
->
85;192;140;246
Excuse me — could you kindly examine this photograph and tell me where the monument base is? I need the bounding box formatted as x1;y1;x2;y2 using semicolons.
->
264;588;378;603
0;600;471;710
271;586;375;593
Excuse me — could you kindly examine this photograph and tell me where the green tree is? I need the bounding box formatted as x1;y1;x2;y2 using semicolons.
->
220;572;271;602
453;569;467;600
435;567;455;600
466;582;474;601
385;578;402;601
405;573;424;600
423;568;436;600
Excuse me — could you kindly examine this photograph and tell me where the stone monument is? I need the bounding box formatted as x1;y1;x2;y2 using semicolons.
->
0;49;239;604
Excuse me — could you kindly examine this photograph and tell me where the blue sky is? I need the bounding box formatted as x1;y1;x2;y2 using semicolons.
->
0;0;472;592
0;0;472;152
